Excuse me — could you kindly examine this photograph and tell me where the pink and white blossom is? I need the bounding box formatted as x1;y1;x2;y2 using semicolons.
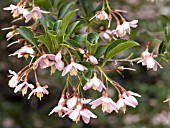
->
62;59;87;76
14;81;34;96
66;96;78;109
122;20;138;34
9;46;35;58
3;4;25;18
23;6;50;23
90;94;118;113
83;73;106;92
96;11;108;20
88;55;98;65
137;51;163;71
36;54;55;69
8;70;19;88
122;91;141;106
113;24;126;37
49;96;68;117
28;85;49;100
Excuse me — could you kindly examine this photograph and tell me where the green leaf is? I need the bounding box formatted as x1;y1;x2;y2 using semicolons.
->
58;2;75;19
158;41;166;54
61;9;79;35
36;35;52;52
165;26;170;42
87;32;99;44
66;21;80;35
53;20;62;32
103;39;139;66
73;34;87;44
40;15;56;32
80;0;94;17
17;27;40;52
85;40;98;55
95;45;108;58
35;0;51;10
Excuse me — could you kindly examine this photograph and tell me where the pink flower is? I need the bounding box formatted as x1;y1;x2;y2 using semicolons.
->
3;4;25;18
64;103;97;124
83;73;106;92
113;24;126;37
14;81;34;96
96;11;108;20
55;51;62;62
36;54;55;69
80;108;97;124
66;96;78;109
6;30;19;41
9;46;35;58
88;55;98;65
49;96;68;117
8;70;19;88
28;84;49;100
137;51;163;71
62;59;87;76
99;29;114;40
90;94;118;113
122;20;138;34
117;97;136;111
122;91;141;106
23;6;50;23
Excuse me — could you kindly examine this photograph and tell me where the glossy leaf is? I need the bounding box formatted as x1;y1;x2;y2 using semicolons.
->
17;27;40;52
158;41;166;54
103;39;139;65
80;0;94;17
58;1;75;19
36;35;52;52
35;0;51;10
53;20;62;32
165;26;170;42
61;9;79;35
87;32;99;44
66;21;80;35
95;45;108;58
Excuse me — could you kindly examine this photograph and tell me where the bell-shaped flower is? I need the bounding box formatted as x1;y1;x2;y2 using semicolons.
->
62;59;87;76
9;46;35;58
90;94;118;113
36;54;55;69
122;91;141;106
49;96;68;117
66;96;78;109
28;84;49;100
113;24;126;37
96;11;108;20
8;70;20;88
3;4;25;18
14;81;34;96
83;73;106;92
23;6;50;23
122;20;138;34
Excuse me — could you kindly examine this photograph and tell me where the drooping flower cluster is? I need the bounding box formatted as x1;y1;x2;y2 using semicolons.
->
3;0;166;125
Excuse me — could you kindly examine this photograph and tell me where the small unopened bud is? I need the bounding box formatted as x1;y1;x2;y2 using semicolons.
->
89;55;98;65
117;66;136;71
77;48;85;54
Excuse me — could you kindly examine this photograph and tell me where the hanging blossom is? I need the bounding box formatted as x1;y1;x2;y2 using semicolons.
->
117;90;141;113
90;10;108;21
35;54;56;69
62;98;97;124
14;81;34;96
23;6;50;23
83;73;106;92
9;46;35;59
99;29;114;40
90;93;118;113
8;70;20;88
86;54;98;65
113;20;138;37
28;83;49;100
137;50;163;71
3;3;26;18
62;58;87;76
49;95;68;117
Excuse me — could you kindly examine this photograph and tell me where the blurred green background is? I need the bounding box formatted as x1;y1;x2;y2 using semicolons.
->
0;0;170;128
